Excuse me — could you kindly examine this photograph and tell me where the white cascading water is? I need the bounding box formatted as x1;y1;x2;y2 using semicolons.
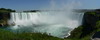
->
9;12;84;38
8;1;84;38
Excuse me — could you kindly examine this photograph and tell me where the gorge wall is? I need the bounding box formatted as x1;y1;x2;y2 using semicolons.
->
0;13;10;26
0;8;15;27
67;9;100;39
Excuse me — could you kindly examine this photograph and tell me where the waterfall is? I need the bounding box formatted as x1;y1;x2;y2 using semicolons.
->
8;11;84;38
7;0;84;38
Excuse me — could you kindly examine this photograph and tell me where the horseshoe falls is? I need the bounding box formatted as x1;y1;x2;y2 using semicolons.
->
8;11;84;38
7;1;84;38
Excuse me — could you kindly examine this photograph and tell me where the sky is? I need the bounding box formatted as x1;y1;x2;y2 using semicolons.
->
0;0;100;11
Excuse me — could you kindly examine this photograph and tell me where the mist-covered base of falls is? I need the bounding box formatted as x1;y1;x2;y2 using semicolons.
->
6;11;84;38
6;24;72;38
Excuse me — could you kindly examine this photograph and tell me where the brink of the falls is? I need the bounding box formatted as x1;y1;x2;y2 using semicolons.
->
8;11;84;38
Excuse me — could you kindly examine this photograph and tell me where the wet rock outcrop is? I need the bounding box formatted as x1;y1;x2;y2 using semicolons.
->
67;9;100;40
0;8;15;27
0;13;10;27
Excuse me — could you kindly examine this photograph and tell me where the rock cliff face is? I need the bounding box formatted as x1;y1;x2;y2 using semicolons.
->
0;13;10;27
0;8;15;27
80;11;100;38
68;9;100;39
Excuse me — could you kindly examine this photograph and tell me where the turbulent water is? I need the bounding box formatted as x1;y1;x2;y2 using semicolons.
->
8;11;84;38
7;0;84;38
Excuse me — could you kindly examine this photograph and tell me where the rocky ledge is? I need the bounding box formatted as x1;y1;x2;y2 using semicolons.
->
67;9;100;40
0;8;15;27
